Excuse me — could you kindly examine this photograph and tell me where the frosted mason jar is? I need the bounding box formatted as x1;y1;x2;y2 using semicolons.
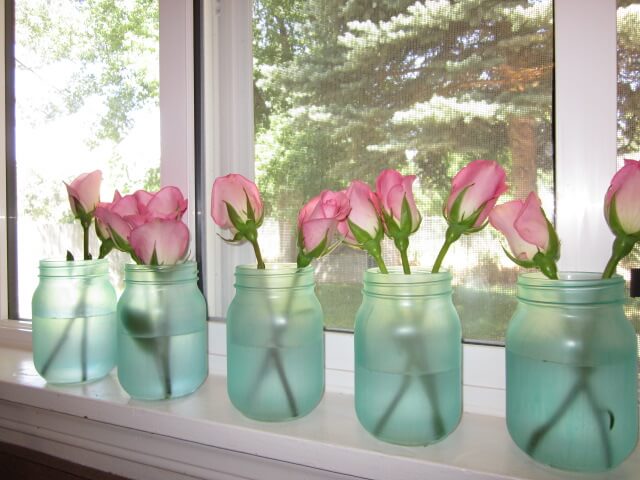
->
226;264;324;421
117;262;208;400
506;272;638;472
354;268;462;445
32;259;117;384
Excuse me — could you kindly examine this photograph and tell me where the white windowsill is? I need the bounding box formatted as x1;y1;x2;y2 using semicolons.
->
1;320;639;479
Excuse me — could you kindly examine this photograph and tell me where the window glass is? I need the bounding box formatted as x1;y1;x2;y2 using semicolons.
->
617;1;640;342
253;0;554;339
13;0;160;318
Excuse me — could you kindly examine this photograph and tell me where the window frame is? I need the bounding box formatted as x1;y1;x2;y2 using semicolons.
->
0;0;635;417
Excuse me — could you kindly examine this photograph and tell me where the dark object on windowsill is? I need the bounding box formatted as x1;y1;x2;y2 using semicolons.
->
630;268;640;298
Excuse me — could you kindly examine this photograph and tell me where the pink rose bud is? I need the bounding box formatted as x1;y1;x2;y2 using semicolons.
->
375;169;421;233
129;219;190;265
141;186;188;221
604;159;640;236
489;192;551;261
211;174;264;233
65;170;102;218
445;160;508;228
338;180;383;245
297;190;350;254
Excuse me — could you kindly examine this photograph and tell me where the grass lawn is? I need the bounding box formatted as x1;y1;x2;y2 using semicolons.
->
316;282;516;342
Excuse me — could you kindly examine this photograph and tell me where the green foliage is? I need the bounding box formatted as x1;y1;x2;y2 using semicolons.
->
254;0;555;219
16;0;159;143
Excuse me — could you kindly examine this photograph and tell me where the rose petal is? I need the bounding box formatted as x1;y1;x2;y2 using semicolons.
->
514;192;549;251
130;219;190;265
489;200;538;261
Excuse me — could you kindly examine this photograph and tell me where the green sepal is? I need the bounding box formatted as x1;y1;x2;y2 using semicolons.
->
66;250;75;261
109;228;132;254
543;211;561;261
502;246;536;269
149;247;159;266
99;239;114;259
381;207;400;238
348;219;374;245
217;231;245;244
532;251;558;280
446;184;472;225
445;186;491;234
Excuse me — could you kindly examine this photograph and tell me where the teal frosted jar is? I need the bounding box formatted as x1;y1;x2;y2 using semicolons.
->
355;268;462;446
226;264;324;421
507;272;638;472
117;262;208;400
32;259;117;384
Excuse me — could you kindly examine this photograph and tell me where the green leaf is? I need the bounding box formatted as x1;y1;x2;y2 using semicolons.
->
66;250;75;261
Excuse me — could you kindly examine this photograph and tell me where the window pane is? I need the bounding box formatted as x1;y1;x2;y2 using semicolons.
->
617;1;640;345
13;0;160;318
253;0;554;340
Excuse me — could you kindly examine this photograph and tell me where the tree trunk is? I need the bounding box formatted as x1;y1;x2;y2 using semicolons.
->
508;117;538;198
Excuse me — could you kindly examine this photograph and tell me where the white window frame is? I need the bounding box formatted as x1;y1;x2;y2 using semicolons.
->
0;0;632;416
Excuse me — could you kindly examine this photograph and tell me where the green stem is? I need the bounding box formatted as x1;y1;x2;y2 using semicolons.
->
432;241;452;274
432;226;463;273
400;249;410;274
364;241;388;274
250;238;266;269
393;237;411;274
602;235;637;279
372;252;388;274
82;221;90;260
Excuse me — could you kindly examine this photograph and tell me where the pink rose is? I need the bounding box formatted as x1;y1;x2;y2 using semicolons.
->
445;160;508;227
211;174;264;233
65;170;102;218
605;159;640;236
489;192;551;261
129;219;190;265
375;169;421;233
297;190;350;254
140;186;188;221
338;180;382;245
95;186;190;256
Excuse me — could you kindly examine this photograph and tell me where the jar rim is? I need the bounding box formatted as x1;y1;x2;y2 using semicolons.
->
39;258;108;268
124;260;197;272
364;267;451;283
38;258;109;278
235;263;314;275
518;271;624;287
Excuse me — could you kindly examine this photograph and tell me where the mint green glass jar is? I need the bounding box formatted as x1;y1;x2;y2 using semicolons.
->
355;268;462;446
507;272;638;472
117;262;208;400
32;259;117;384
226;264;324;421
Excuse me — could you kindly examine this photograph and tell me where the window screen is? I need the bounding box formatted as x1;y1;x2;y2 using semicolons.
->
253;0;554;339
617;1;640;342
